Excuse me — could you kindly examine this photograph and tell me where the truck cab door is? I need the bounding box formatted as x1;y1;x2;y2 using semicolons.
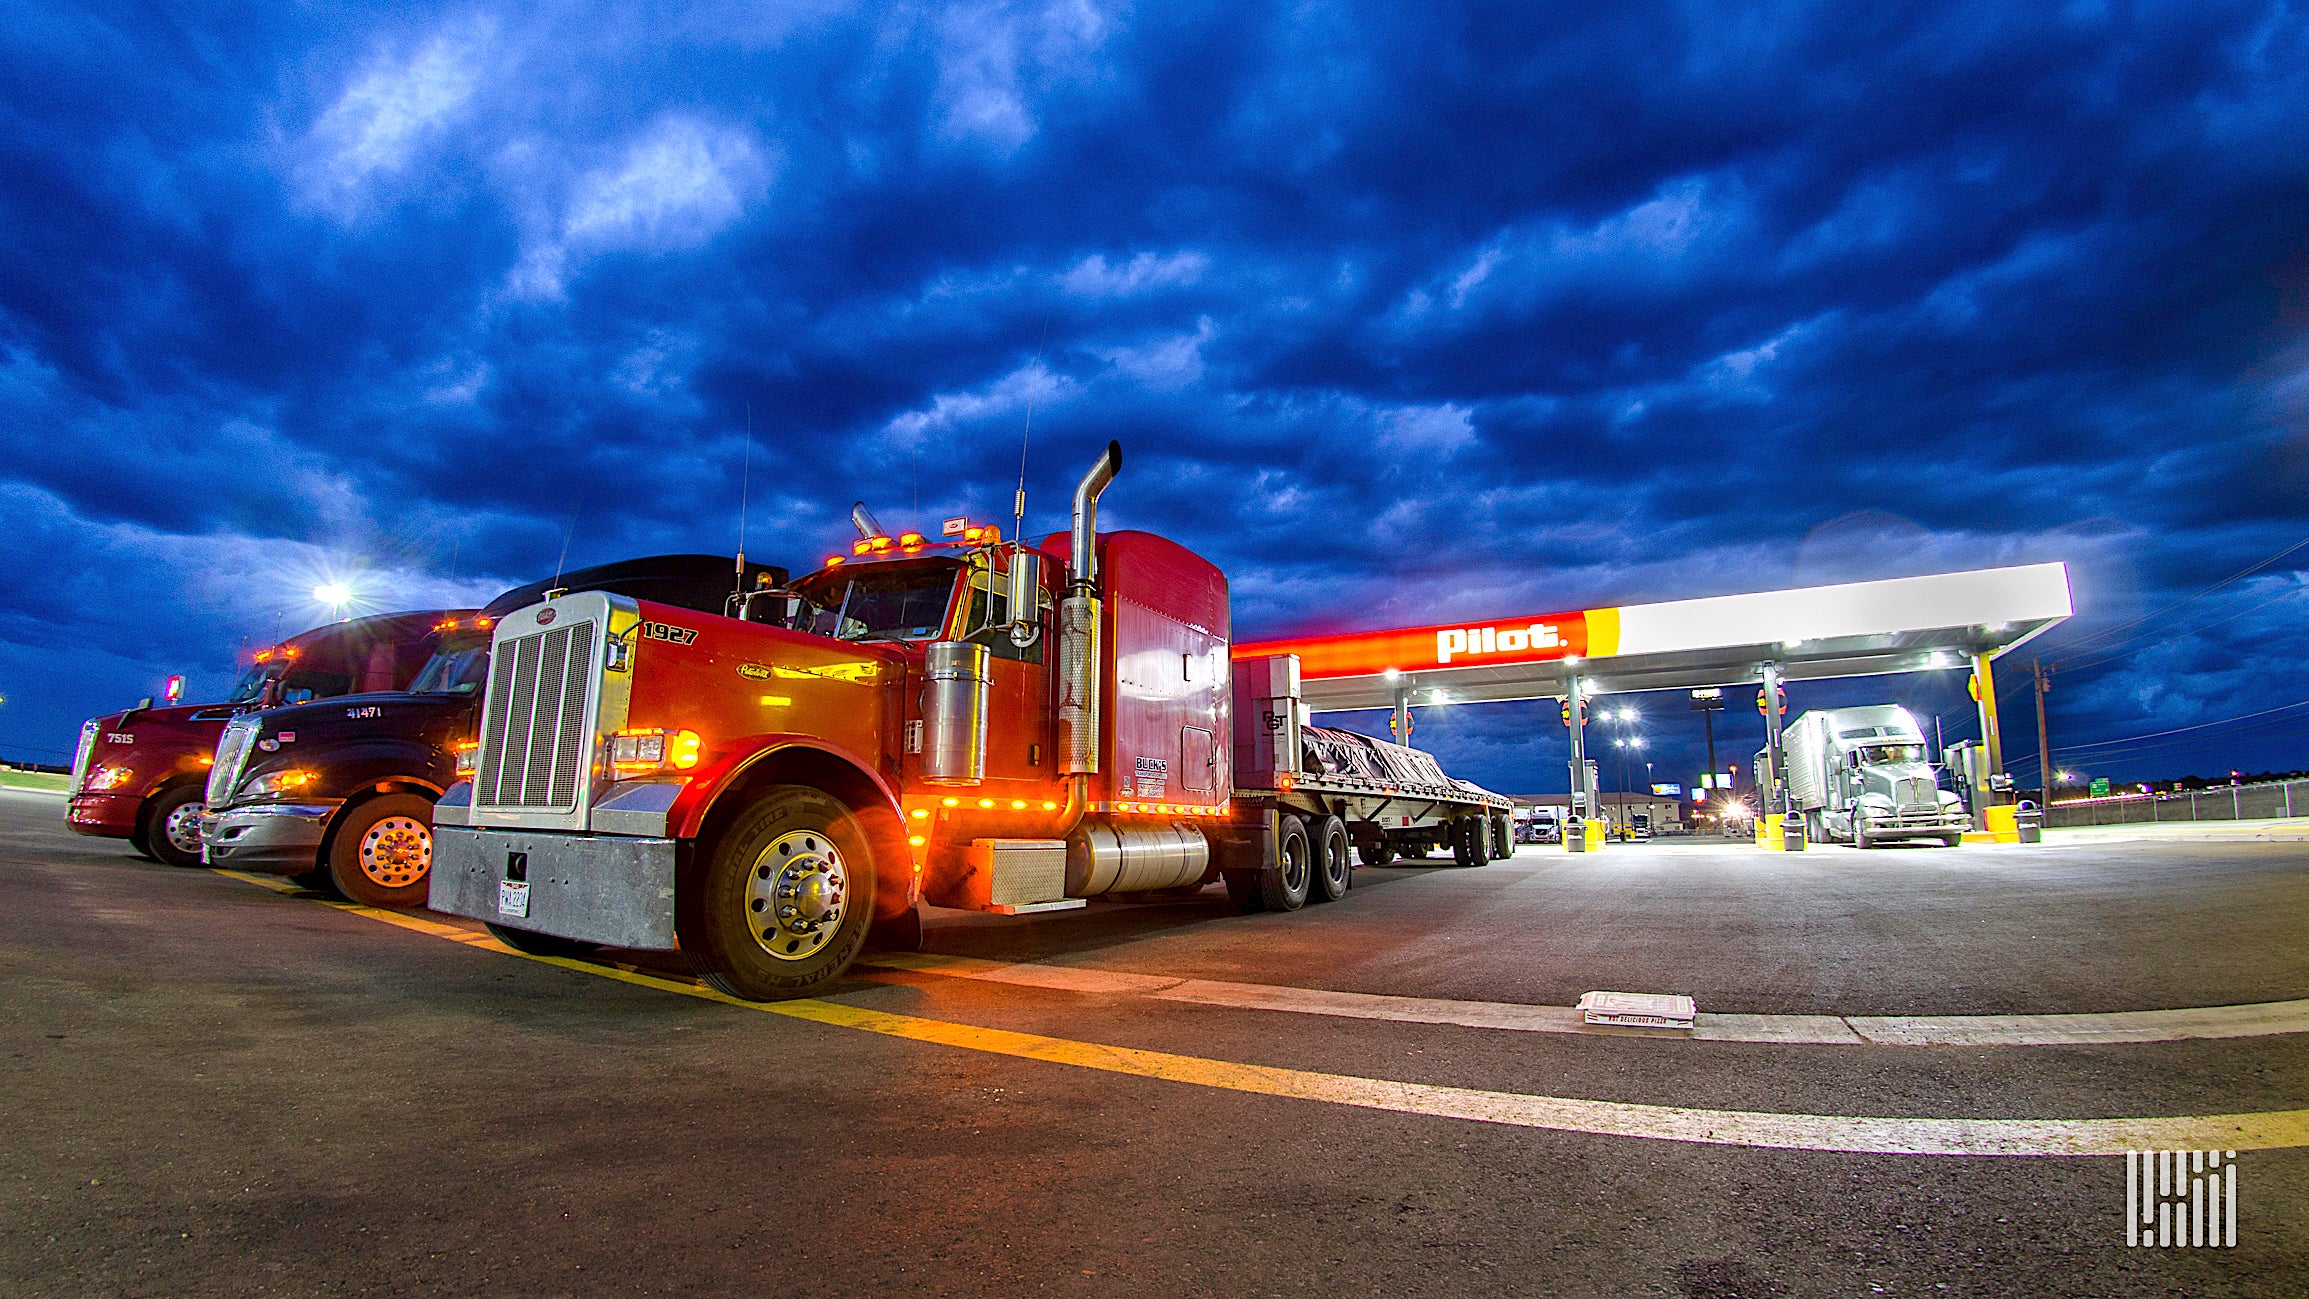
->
957;550;1054;782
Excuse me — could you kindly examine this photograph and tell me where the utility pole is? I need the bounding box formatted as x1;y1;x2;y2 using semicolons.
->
2033;659;2055;810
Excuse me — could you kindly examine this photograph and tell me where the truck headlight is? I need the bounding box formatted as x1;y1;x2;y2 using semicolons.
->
83;766;135;792
611;728;701;774
236;768;317;802
453;741;479;777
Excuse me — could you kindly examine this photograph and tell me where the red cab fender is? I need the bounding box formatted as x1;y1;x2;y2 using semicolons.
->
669;734;903;842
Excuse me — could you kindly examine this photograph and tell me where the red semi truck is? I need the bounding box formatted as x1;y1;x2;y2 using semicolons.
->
430;443;1510;998
66;610;470;867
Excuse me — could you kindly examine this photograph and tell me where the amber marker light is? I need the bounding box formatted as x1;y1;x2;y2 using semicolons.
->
977;798;994;808
899;533;924;549
1011;799;1027;810
908;835;926;847
853;540;873;555
1042;801;1058;810
909;808;929;820
758;696;792;707
942;796;959;807
668;730;702;769
825;556;845;567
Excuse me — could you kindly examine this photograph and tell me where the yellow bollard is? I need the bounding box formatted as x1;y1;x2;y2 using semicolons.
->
1757;813;1786;851
1983;804;2021;844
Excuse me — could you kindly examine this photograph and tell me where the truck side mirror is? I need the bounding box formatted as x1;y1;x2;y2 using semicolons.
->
1005;546;1042;648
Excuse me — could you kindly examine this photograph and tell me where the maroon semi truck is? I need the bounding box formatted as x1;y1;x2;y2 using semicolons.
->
66;610;471;867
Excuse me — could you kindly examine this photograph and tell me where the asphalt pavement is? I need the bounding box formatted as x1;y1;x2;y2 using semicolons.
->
3;786;2304;1297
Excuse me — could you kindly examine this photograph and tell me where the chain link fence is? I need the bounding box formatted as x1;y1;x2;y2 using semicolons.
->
2044;778;2307;827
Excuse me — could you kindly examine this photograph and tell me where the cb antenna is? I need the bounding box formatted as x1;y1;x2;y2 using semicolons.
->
552;506;579;590
1013;313;1050;542
735;402;754;593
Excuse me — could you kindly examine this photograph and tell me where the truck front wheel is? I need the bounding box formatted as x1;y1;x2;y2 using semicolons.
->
328;793;436;907
691;786;874;1001
145;784;208;869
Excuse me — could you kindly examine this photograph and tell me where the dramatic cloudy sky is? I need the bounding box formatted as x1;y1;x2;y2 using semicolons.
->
6;2;2308;795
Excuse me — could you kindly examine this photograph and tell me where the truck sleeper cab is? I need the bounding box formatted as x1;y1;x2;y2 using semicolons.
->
200;556;786;907
430;442;1512;1000
1772;705;1968;848
66;610;469;868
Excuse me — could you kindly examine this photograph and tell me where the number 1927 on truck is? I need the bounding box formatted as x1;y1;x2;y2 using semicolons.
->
429;442;1513;1000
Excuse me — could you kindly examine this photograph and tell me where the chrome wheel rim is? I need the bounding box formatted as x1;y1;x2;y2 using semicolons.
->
163;801;205;855
746;829;848;962
360;816;431;888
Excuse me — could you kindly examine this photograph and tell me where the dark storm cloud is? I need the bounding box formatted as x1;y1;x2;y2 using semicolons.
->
3;1;2306;789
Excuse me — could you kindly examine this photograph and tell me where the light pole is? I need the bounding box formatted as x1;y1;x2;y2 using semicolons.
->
1608;707;1642;840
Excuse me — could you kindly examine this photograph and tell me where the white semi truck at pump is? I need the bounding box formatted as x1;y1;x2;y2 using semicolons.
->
1764;705;1968;848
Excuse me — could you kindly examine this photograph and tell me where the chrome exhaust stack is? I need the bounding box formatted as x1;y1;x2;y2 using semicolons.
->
851;502;886;540
1057;441;1121;776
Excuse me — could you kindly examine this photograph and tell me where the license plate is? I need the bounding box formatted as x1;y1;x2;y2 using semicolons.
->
497;880;530;918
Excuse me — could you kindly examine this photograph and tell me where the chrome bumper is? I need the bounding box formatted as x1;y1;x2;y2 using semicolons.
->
429;825;678;950
200;802;339;872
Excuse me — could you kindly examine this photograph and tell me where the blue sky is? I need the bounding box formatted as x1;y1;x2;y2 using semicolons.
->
5;2;2307;794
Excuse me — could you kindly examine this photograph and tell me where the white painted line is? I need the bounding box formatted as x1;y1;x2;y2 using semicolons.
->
858;953;2309;1047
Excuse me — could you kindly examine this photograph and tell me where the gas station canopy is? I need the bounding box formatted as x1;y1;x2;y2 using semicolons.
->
1233;563;2074;713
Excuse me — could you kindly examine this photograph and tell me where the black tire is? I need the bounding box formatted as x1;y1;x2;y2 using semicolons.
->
1308;816;1351;903
327;793;436;908
485;922;598;959
1359;838;1396;868
128;821;157;861
687;785;874;1001
866;903;925;953
1852;818;1871;850
1453;816;1490;868
1492;815;1514;859
1222;869;1264;913
1260;815;1312;911
1941;835;1963;848
144;784;208;869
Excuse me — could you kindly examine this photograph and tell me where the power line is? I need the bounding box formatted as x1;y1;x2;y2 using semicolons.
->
2015;697;2309;763
2044;530;2309;657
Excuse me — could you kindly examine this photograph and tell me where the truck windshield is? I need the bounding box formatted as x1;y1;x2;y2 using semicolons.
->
410;636;492;694
828;568;959;642
1853;743;1923;765
225;664;283;703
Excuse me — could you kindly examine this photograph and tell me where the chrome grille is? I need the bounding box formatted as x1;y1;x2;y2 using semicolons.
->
70;721;98;794
1894;776;1937;809
476;621;597;809
208;719;258;806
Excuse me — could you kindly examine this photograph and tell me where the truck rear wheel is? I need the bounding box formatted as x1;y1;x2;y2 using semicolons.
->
1260;815;1312;911
327;793;435;908
690;785;874;1001
145;784;207;869
1308;816;1350;903
1492;815;1514;859
1452;816;1490;868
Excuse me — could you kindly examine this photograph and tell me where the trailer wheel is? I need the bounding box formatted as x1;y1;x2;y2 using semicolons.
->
1308;816;1350;903
1222;869;1264;913
327;793;436;907
1452;816;1490;868
1492;815;1514;859
145;784;208;869
485;923;598;959
1359;839;1396;868
1260;815;1312;911
689;785;874;1001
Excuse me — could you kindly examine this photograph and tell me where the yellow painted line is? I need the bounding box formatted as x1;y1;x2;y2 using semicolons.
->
207;870;2309;1156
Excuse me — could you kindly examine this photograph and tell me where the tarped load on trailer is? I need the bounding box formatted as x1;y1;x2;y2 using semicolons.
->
1301;725;1457;794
